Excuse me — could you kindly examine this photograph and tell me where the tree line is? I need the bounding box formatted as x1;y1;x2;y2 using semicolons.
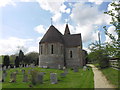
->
2;50;39;68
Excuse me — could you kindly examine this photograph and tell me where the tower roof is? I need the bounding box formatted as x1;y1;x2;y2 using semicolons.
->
64;24;70;35
40;25;63;44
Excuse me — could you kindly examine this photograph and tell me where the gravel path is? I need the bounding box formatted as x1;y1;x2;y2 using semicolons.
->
89;64;115;88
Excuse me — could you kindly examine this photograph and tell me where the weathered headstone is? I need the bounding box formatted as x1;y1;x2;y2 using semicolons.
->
36;73;43;84
50;73;58;84
83;66;87;71
60;73;66;77
22;69;25;74
9;72;17;83
23;74;28;82
3;66;6;71
8;66;10;69
2;70;7;82
74;67;79;72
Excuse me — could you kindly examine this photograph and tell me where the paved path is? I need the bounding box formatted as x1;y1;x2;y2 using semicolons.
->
88;64;115;88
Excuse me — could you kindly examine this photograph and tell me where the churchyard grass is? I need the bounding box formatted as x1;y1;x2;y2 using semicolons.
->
101;67;119;88
2;67;94;88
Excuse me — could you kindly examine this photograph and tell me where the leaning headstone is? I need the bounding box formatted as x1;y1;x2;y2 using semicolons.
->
83;66;87;71
23;74;28;82
36;73;43;84
74;67;79;72
9;72;17;83
50;73;58;84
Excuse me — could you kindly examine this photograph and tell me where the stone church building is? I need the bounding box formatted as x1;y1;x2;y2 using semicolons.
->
39;24;86;68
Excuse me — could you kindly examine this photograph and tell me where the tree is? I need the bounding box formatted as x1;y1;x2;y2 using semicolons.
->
23;52;39;65
103;1;120;58
18;50;24;64
3;55;10;67
14;56;20;67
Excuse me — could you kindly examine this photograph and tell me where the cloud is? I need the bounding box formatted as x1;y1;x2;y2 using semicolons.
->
34;25;47;34
0;0;16;7
88;0;104;5
105;26;118;43
27;46;39;53
0;37;33;55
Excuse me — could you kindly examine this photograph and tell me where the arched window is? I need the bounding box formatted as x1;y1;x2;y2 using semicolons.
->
51;45;53;54
70;51;72;58
41;46;43;55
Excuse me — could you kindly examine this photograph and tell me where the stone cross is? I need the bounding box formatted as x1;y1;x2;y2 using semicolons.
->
50;73;58;84
23;74;28;82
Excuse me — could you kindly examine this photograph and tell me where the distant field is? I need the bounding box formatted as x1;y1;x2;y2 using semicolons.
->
2;67;94;88
101;67;119;88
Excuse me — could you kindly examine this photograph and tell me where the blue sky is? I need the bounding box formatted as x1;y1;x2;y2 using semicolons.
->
0;0;116;55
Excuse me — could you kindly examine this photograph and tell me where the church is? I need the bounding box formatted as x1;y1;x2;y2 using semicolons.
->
39;24;86;68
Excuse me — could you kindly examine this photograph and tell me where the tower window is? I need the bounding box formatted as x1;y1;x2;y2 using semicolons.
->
70;51;72;58
41;46;43;54
51;45;54;54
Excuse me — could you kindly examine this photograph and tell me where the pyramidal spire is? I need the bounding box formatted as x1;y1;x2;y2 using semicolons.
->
64;24;70;35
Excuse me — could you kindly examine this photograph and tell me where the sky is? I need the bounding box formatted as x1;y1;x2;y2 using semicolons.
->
0;0;118;55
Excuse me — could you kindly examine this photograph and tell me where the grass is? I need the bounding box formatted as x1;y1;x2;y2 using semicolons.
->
1;67;94;88
101;67;119;88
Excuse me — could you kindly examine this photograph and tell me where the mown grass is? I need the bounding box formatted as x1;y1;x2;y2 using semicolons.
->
101;67;119;88
2;67;94;88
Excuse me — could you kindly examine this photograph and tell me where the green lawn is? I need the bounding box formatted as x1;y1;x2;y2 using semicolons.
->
2;67;94;88
101;67;119;88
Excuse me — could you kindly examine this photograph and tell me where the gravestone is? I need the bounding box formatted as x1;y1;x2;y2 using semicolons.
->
2;70;7;82
8;66;10;69
58;65;61;70
63;66;66;70
60;73;66;77
9;72;17;83
50;73;58;84
83;66;87;71
26;64;29;68
15;70;18;74
64;69;68;74
23;74;28;82
22;69;25;74
74;67;79;72
3;66;6;71
14;66;16;69
36;73;43;84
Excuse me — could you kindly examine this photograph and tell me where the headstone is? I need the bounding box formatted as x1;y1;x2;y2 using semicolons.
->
83;66;87;71
2;70;7;82
58;65;61;70
9;72;17;83
8;66;10;69
50;73;58;84
43;66;48;68
3;66;6;71
36;73;43;84
63;66;66;70
15;70;18;74
64;69;68;74
74;67;79;72
22;69;25;74
26;64;29;68
23;74;28;82
60;73;66;77
14;66;16;69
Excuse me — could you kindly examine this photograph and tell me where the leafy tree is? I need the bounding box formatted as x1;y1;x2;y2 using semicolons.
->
23;52;39;65
103;1;120;58
18;50;24;64
3;55;10;67
15;56;20;67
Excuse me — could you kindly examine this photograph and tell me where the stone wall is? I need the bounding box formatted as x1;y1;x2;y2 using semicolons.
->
39;42;64;68
65;46;84;68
